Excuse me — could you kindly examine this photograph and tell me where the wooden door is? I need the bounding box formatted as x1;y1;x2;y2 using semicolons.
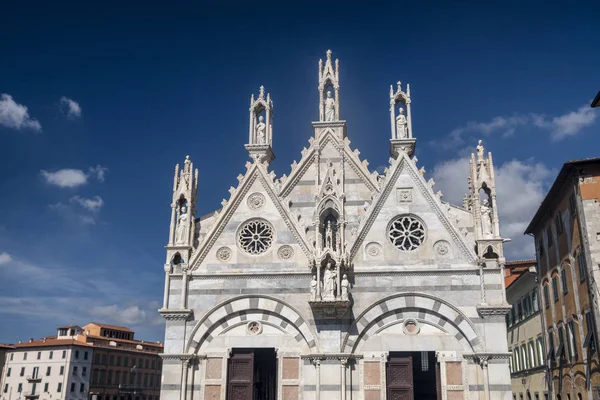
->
386;356;414;400
227;351;254;400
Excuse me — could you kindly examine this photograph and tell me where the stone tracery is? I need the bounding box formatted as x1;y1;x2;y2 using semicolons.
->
237;219;274;255
388;214;426;251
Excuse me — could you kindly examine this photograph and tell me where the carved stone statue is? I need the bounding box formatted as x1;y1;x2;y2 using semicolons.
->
323;262;336;300
480;199;493;237
175;206;189;244
325;91;336;121
395;107;408;139
310;275;319;301
476;140;484;163
325;220;333;249
255;115;266;144
341;274;349;300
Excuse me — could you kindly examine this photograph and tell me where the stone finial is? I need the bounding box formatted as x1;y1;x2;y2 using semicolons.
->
397;81;402;92
259;85;265;99
326;49;332;60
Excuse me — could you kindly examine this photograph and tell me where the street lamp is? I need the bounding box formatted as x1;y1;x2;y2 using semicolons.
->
592;91;600;108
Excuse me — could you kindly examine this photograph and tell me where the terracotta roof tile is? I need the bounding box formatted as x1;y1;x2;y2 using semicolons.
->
14;338;92;349
86;322;134;333
85;335;163;348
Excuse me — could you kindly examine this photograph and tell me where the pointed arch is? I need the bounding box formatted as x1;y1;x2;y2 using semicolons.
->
185;295;319;354
342;292;484;354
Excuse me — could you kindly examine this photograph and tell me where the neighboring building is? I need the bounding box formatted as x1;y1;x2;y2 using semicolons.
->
505;259;548;399
591;91;600;108
83;323;162;400
0;344;15;390
0;324;162;400
525;158;600;400
159;50;512;400
0;327;93;400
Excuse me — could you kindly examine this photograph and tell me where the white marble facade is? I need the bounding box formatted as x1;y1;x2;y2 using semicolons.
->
159;51;512;400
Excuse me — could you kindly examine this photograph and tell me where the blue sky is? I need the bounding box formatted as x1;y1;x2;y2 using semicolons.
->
1;1;599;343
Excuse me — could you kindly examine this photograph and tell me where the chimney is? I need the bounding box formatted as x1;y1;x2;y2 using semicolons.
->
29;338;33;343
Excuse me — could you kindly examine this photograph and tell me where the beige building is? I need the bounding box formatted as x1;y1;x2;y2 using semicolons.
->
525;158;600;400
505;260;548;399
1;327;93;400
1;324;162;400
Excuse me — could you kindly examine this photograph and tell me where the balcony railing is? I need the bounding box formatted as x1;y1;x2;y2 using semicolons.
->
26;376;42;382
23;392;40;398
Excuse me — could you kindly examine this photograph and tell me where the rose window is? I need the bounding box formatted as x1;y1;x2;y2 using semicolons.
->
388;215;425;251
238;219;274;255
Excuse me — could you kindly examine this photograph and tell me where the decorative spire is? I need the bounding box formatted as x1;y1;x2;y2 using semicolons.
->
468;139;504;262
389;79;416;157
168;155;198;249
246;86;275;164
318;49;340;122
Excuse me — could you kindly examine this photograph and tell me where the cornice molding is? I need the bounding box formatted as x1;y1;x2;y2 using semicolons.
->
158;308;193;321
476;304;512;317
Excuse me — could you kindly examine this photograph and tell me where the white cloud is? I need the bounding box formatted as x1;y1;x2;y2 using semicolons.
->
0;94;42;132
432;157;555;259
0;252;13;265
59;96;82;118
88;165;108;182
88;304;151;326
70;196;104;213
548;104;597;141
41;165;108;188
446;103;597;146
41;169;88;188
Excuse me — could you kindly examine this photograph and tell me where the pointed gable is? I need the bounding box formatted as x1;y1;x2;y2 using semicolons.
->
189;162;311;271
350;152;476;264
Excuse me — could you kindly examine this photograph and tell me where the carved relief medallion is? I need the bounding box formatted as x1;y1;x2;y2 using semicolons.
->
247;192;266;210
402;319;420;335
396;187;413;203
246;321;262;335
434;240;452;258
278;245;294;260
365;242;382;258
216;246;231;262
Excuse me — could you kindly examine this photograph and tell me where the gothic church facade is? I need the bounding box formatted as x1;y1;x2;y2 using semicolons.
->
159;51;512;400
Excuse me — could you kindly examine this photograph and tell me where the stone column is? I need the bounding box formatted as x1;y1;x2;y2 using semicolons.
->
406;93;413;138
319;88;324;121
249;107;255;144
313;359;321;400
180;358;190;400
266;106;272;145
163;265;171;309
340;358;348;400
169;203;177;245
316;265;321;299
479;265;487;305
337;262;342;299
186;206;193;245
480;356;490;400
389;100;396;139
335;86;340;120
180;270;188;309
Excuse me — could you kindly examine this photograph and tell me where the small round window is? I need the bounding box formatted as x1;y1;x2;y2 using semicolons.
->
238;219;274;255
388;215;426;251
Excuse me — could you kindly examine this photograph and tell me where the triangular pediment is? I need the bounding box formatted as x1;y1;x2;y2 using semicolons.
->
189;162;311;270
350;152;476;264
